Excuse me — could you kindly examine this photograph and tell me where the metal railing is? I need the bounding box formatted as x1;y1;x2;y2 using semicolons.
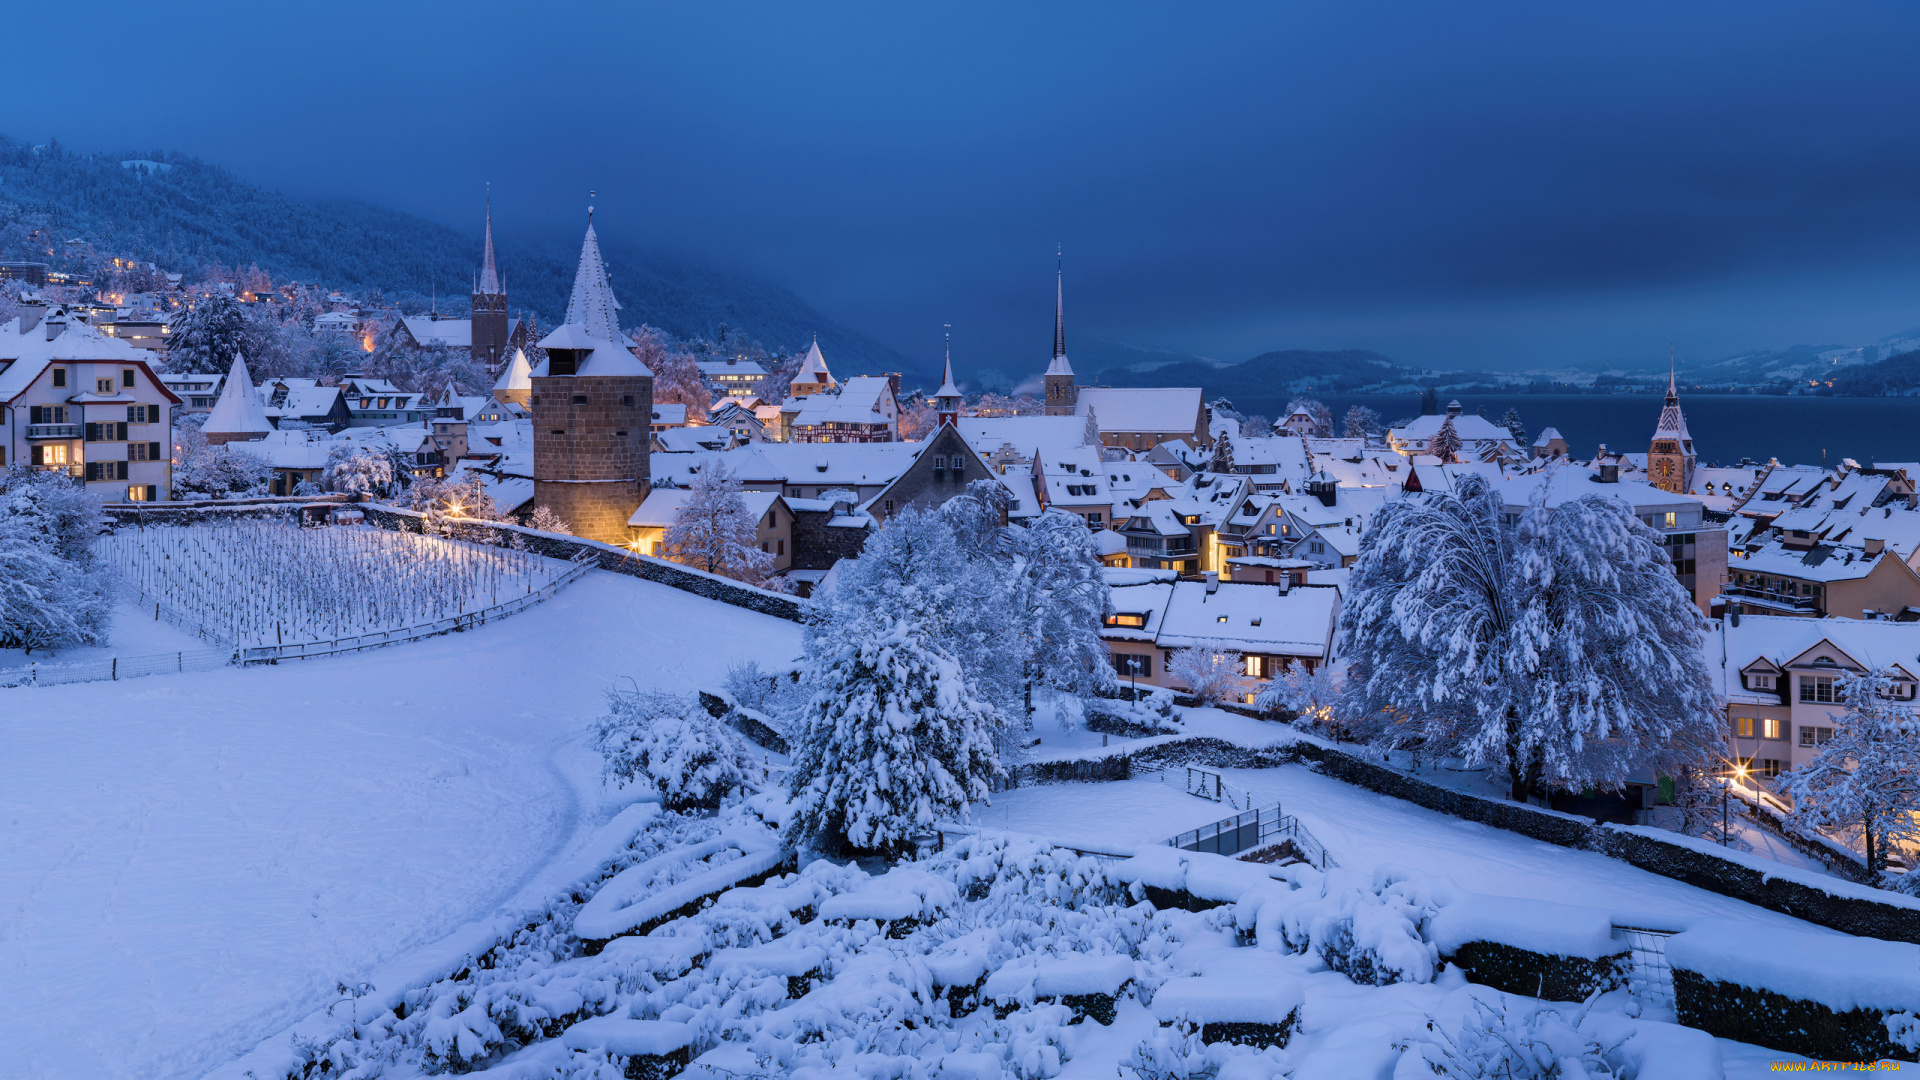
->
0;648;236;689
27;423;79;439
1166;802;1334;870
1720;584;1819;612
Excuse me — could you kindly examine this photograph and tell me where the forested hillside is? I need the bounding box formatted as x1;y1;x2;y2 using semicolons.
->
0;137;917;378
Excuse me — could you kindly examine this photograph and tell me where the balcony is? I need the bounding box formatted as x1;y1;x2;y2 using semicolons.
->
27;423;79;439
1722;584;1820;613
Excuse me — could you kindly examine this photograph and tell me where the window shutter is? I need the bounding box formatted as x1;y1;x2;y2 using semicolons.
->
118;423;128;441
150;442;162;460
117;461;129;480
84;423;98;442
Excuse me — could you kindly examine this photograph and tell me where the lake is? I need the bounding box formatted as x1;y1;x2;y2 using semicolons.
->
1225;393;1920;469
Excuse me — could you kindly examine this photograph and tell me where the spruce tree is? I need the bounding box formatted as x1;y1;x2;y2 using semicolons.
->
785;595;1001;857
1428;416;1462;464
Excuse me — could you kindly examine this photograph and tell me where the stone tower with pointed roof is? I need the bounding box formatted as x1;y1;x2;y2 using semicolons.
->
1044;253;1076;416
201;353;272;445
471;198;510;373
1648;366;1697;495
789;337;836;398
530;212;652;544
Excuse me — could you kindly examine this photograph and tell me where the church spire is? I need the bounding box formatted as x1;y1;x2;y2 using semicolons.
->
478;188;500;295
934;322;963;427
1046;246;1073;378
564;202;623;345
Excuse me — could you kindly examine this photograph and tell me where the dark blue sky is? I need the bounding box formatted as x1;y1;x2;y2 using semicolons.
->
16;2;1920;374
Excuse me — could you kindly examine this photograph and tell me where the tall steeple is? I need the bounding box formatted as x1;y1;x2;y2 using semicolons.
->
1044;246;1077;416
470;186;510;372
1649;343;1697;494
564;204;624;346
478;193;500;295
934;322;963;428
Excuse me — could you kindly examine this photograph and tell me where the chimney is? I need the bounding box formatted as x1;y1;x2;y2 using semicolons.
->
1277;572;1291;594
18;298;44;334
1204;570;1219;594
1598;462;1619;483
44;306;66;341
1865;537;1886;557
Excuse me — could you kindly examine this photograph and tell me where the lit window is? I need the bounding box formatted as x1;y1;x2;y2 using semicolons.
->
1762;718;1783;740
1735;717;1754;738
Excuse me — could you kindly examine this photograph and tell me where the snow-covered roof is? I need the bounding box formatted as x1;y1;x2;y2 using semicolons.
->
1036;446;1112;508
655;427;737;453
955;415;1091;455
1493;468;1702;515
1533;426;1566;448
651;442;919;490
1389;412;1517;446
563;220;623;347
627;487;780;528
493;348;532;393
533;324;651;378
227;428;337;469
651;403;689;426
1713;615;1920;701
697;358;769;378
792;340;832;384
1232;436;1312;480
1106;579;1339;657
793;376;897;428
203;354;273;437
399;316;471;348
1733;539;1901;583
1073;388;1204;434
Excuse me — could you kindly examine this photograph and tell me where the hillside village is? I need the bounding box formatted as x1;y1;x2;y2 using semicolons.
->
11;205;1920;1080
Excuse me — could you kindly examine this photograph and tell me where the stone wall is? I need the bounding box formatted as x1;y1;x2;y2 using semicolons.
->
789;508;871;570
531;372;652;544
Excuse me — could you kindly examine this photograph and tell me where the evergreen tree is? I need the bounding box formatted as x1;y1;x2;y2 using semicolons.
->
1428;416;1462;464
785;593;1001;857
1343;405;1382;440
1781;668;1920;874
166;293;253;374
1339;474;1720;801
1419;385;1439;416
1209;431;1236;474
1500;408;1528;446
0;465;112;654
661;461;779;587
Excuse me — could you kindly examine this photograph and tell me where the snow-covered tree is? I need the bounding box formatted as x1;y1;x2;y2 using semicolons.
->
1428;415;1462;464
940;478;1015;561
661;462;780;587
1169;646;1244;705
1240;414;1272;438
785;595;1001;857
1339;473;1720;801
166;293;253;374
322;444;394;498
1343;405;1382;441
1781;668;1920;874
172;419;270;500
597;690;762;812
897;398;938;441
403;472;503;530
1255;659;1342;734
526;505;572;535
1209;431;1236;474
1499;408;1528;446
0;465;112;654
1001;510;1116;712
1284;397;1334;438
634;326;711;423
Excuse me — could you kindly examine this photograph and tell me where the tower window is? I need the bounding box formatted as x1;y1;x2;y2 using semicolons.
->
572;395;588;406
623;396;634;406
550;430;565;436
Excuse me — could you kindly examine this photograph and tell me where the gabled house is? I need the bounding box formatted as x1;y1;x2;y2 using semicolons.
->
1101;571;1340;701
0;308;179;501
1033;445;1117;529
791;375;899;444
1073;387;1209;453
1715;616;1920;777
863;423;1013;523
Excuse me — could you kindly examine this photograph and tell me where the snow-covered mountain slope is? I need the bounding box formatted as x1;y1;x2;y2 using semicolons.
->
0;570;801;1080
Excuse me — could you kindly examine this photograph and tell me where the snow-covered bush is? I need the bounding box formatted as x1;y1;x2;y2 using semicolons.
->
1169;647;1244;705
1121;1026;1211;1079
596;690;763;811
1280;868;1442;986
172;417;270;500
1340;471;1721;801
722;659;804;728
527;505;573;535
1253;659;1340;734
1399;989;1627;1079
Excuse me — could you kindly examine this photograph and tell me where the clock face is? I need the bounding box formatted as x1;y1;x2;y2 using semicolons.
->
1654;459;1676;480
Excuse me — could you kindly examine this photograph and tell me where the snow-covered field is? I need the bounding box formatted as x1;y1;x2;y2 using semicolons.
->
0;599;207;671
0;569;802;1080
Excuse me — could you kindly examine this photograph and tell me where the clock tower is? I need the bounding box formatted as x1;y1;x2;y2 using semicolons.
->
1648;366;1696;495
